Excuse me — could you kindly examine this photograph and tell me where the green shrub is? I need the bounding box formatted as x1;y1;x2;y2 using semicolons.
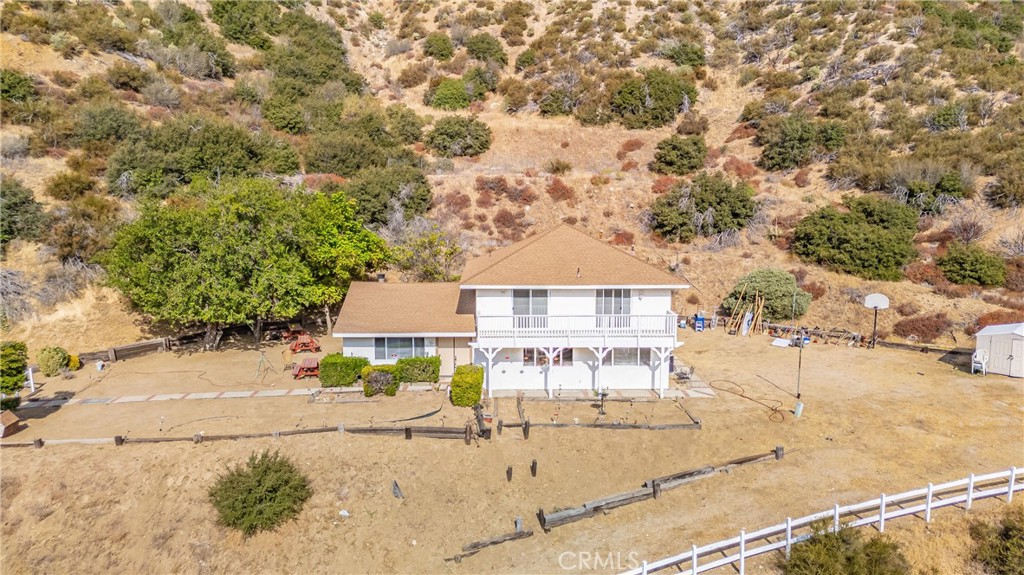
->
361;364;397;396
466;33;507;66
515;49;536;71
385;105;426;145
262;97;306;134
450;364;483;407
463;66;498;101
67;354;81;371
396;356;441;383
208;450;312;537
368;11;386;30
649;172;756;243
757;113;818;171
987;165;1024;209
108;113;298;198
304;131;385;178
44;171;95;201
0;341;29;400
106;62;151;92
425;116;492;157
424;32;454;60
209;0;281;50
0;177;45;252
938;243;1007;286
0;69;37;103
384;382;399;396
792;197;918;281
780;521;909;575
74;102;141;145
611;68;696;129
38;346;69;377
971;504;1024;575
663;42;705;66
722;269;811;322
651;135;707;175
343;166;432;226
430;78;470;110
318;354;368;387
0;396;20;411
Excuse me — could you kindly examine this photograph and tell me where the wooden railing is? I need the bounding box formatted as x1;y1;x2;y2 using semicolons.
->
475;313;678;341
623;467;1021;575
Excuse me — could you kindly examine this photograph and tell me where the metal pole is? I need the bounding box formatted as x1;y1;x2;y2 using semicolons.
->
796;330;803;400
871;308;879;349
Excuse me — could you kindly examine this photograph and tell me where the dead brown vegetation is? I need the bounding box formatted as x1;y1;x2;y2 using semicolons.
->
892;312;953;343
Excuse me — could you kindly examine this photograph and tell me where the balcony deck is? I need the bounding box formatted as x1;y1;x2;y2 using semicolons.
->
474;314;679;348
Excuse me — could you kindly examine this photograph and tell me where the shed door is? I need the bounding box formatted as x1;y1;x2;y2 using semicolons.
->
1011;339;1023;378
991;338;1012;376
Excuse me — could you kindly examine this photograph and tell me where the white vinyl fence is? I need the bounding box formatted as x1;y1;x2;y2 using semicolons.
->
624;467;1020;575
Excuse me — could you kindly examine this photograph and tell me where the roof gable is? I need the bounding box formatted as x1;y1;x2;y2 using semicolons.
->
460;225;688;287
333;282;475;336
976;323;1024;337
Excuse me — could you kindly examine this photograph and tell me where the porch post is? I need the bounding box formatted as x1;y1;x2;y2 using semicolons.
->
479;348;501;398
653;348;674;399
588;347;612;394
539;347;564;399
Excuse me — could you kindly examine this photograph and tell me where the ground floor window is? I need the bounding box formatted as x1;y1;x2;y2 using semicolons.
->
523;348;574;366
375;337;430;360
602;348;653;366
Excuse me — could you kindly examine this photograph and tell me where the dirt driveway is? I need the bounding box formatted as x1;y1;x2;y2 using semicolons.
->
1;330;1021;574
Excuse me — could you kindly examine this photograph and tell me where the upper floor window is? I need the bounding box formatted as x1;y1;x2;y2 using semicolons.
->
596;289;631;315
513;289;548;315
374;337;430;360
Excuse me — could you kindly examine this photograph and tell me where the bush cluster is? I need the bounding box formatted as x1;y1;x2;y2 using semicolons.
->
108;113;298;198
0;177;45;253
937;243;1006;287
722;269;811;322
649;172;756;243
0;69;37;103
425;116;492;158
466;33;506;66
0;341;28;407
780;522;909;575
892;313;953;343
792;196;918;281
38;346;69;377
395;356;441;383
424;32;454;60
208;450;312;537
651;135;707;176
757;114;845;171
361;364;399;397
970;504;1024;575
611;69;697;130
318;354;368;387
44;171;95;201
450;364;483;407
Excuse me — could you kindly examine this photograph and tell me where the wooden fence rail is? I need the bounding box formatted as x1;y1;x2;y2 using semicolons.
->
622;466;1021;575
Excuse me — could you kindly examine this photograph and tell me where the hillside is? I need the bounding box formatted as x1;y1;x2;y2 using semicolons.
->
1;0;1023;354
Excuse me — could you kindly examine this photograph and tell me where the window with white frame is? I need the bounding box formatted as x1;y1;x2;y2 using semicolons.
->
596;289;631;314
523;348;573;367
513;289;548;315
602;348;652;366
374;337;430;360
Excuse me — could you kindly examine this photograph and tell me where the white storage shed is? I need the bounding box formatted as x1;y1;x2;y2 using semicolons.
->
974;323;1024;378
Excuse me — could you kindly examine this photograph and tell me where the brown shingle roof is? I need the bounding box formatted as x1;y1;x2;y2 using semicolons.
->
333;282;475;336
460;224;689;287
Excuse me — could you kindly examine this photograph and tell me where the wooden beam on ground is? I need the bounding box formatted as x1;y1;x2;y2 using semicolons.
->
445;529;534;562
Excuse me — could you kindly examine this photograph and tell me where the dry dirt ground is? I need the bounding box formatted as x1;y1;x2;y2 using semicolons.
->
1;329;1021;574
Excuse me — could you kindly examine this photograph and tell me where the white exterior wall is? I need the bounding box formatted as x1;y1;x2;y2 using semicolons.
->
475;288;673;316
341;337;438;365
473;348;671;392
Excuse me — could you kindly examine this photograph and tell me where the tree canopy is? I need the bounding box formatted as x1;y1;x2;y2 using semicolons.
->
102;177;388;346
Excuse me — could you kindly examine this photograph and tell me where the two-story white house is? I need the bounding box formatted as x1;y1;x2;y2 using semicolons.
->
333;225;689;397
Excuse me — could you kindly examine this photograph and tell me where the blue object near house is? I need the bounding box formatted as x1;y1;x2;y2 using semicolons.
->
694;313;705;332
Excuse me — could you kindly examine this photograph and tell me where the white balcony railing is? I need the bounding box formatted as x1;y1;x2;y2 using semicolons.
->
475;313;678;341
